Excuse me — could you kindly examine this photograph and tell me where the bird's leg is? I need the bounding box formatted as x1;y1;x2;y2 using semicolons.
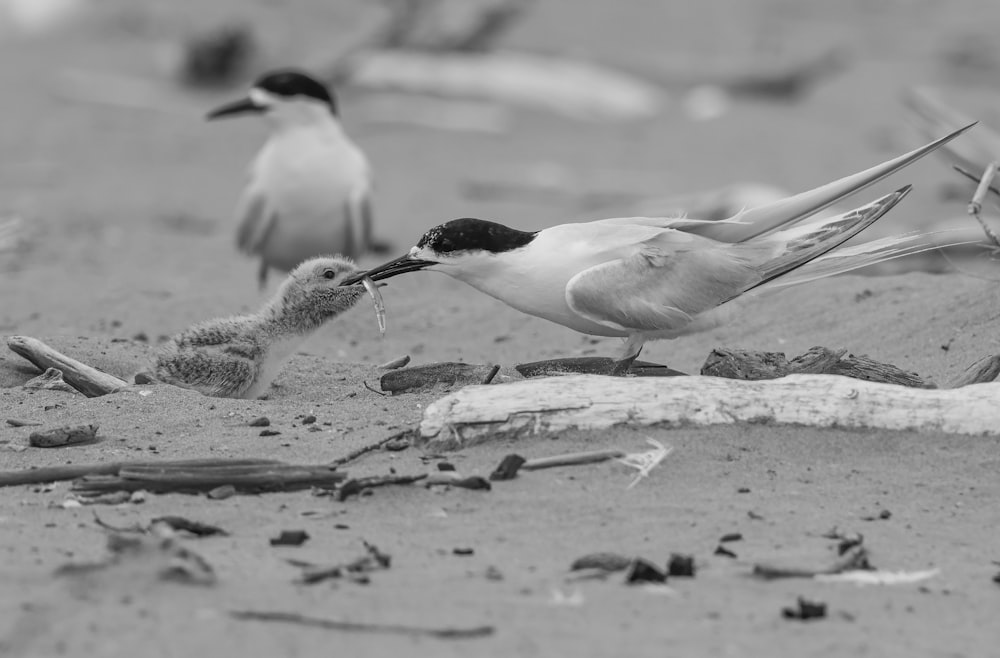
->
609;336;645;376
257;261;269;291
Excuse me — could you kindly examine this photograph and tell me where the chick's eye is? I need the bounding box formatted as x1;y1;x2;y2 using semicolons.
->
323;269;336;280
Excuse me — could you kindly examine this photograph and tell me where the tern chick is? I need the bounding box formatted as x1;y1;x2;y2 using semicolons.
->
207;68;378;289
345;124;978;375
152;257;364;398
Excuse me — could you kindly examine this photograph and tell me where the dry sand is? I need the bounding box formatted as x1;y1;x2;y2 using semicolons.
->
2;1;1000;656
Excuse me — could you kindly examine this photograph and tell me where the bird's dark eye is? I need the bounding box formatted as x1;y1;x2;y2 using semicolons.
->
323;269;336;279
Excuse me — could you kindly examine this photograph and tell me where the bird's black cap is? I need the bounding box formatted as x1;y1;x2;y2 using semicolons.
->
417;218;537;254
254;69;338;115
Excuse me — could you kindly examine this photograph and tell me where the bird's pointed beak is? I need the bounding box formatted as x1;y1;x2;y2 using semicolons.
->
340;254;436;286
206;96;265;120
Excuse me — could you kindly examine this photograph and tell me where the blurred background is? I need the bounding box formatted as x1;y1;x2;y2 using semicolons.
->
1;0;999;364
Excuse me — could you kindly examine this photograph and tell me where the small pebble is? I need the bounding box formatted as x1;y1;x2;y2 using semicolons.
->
714;545;738;559
625;558;666;584
782;597;827;621
384;437;410;452
437;462;456;472
259;429;281;437
667;553;696;577
453;547;475;556
249;417;270;427
207;485;236;500
301;415;317;425
270;530;310;546
720;532;743;543
489;454;526;481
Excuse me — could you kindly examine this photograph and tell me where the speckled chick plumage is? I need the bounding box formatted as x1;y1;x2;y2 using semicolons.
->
153;257;364;398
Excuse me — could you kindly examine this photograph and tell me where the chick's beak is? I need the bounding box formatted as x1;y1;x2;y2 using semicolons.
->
340;254;436;286
206;97;265;120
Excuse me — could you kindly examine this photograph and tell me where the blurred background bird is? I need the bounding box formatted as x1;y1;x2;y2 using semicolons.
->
207;68;383;289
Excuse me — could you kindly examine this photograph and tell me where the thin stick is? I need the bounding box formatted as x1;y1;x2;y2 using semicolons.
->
73;465;346;494
329;430;414;468
521;449;626;471
752;546;870;580
481;364;500;385
0;458;282;489
966;161;1000;248
954;164;1000;199
7;336;129;397
337;474;428;501
230;610;494;639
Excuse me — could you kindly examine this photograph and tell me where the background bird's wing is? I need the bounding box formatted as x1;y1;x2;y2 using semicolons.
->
565;231;770;333
344;187;373;257
234;184;277;255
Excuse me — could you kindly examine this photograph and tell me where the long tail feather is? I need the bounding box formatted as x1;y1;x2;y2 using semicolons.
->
758;229;981;291
692;122;976;243
743;186;912;294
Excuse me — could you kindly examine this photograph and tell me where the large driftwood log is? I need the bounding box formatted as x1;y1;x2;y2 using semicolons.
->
418;374;1000;450
7;336;129;397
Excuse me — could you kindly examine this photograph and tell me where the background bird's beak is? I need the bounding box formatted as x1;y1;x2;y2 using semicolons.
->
340;255;436;286
206;97;265;120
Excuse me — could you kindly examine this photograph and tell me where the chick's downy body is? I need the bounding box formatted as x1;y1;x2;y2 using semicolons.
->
153;257;364;399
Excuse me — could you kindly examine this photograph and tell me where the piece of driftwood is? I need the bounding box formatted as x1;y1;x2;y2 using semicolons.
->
378;354;411;370
337;474;428;501
521;449;626;471
72;464;346;495
230;609;494;639
753;545;871;580
380;362;498;393
489;454;526;480
515;357;687;378
7;336;129;397
28;424;99;448
23;368;80;394
948;354;1000;387
0;458;281;489
701;346;935;389
642;49;844;99
417;374;1000;450
344;50;664;121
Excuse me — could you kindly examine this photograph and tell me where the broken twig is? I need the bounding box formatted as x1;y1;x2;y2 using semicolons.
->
329;430;415;468
230;609;494;639
521;449;626;471
0;457;281;489
72;464;346;495
337;474;428;501
965;161;1000;248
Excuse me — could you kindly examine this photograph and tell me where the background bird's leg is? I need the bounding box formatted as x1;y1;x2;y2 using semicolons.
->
257;261;269;290
610;336;645;376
